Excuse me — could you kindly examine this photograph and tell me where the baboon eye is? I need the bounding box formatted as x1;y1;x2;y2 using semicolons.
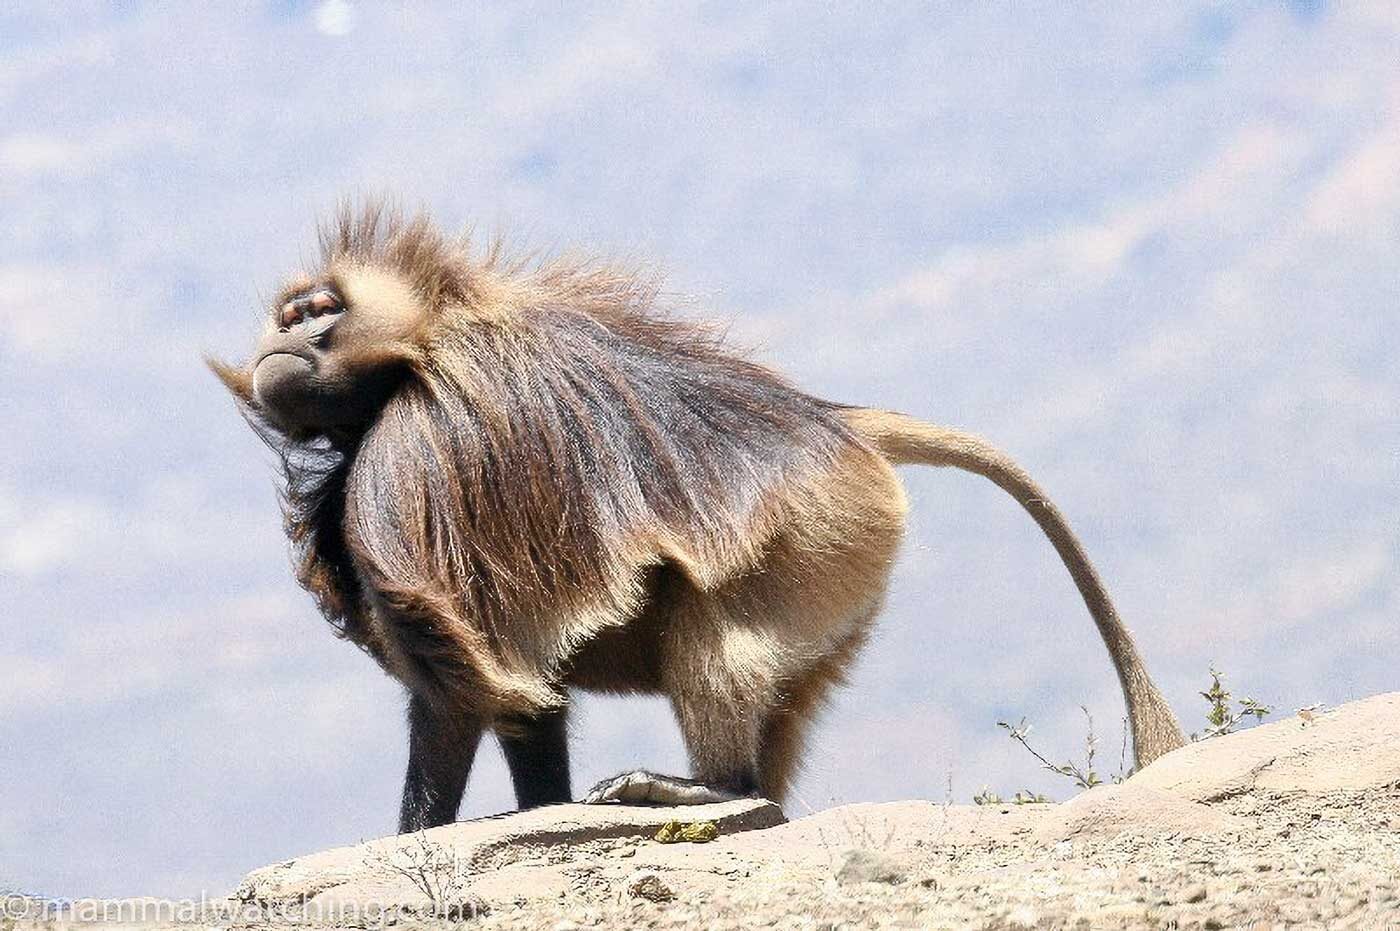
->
278;288;345;328
306;289;342;316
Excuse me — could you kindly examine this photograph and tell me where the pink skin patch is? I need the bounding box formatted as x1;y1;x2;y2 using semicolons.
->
279;289;341;328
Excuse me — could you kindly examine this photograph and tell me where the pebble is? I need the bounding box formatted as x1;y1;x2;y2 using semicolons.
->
835;848;907;886
627;871;676;903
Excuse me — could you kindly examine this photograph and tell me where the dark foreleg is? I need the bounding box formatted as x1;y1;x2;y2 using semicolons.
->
497;706;572;809
399;694;483;833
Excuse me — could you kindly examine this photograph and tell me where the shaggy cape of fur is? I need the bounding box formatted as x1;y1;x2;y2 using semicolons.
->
218;206;1186;773
230;207;885;717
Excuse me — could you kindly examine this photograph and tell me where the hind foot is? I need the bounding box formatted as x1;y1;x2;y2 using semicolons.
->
582;770;740;806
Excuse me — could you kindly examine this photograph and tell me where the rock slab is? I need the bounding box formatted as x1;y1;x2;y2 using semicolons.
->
235;797;784;913
43;692;1400;929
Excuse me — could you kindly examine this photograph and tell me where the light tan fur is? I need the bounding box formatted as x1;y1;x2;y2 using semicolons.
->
842;408;1186;766
214;205;1184;828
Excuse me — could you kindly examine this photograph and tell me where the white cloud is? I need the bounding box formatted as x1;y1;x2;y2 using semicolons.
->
0;589;315;716
490;12;661;120
0;30;116;105
3;1;1400;899
0;655;60;712
0;119;194;185
0;258;217;366
0;496;112;576
0;264;108;360
0;133;85;177
313;0;357;38
1303;105;1400;235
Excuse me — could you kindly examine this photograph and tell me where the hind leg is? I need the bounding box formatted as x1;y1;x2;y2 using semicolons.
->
586;446;904;806
588;605;879;806
584;599;768;805
758;622;873;801
588;580;891;807
669;657;766;797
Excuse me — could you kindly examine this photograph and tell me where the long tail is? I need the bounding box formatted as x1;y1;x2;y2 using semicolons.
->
845;407;1185;768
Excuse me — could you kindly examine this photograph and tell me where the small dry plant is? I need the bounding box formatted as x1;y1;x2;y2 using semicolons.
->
366;832;483;921
987;666;1275;802
994;705;1120;798
971;787;1049;806
814;807;902;870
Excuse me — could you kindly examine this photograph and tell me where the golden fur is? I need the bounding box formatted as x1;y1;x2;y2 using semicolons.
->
213;202;1184;821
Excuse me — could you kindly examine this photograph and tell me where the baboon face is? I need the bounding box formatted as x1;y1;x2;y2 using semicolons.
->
216;264;429;438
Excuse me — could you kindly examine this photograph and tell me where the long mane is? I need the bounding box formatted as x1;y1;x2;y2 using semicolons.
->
276;205;867;712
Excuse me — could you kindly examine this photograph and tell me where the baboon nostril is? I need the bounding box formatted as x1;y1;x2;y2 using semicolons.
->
280;302;302;326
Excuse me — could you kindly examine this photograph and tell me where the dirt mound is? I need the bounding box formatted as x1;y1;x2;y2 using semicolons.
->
1130;691;1400;799
38;693;1400;929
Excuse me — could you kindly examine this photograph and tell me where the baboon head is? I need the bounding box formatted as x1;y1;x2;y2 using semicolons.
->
208;206;472;444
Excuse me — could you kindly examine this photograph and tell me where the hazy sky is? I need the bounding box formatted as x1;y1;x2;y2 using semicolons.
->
3;0;1397;899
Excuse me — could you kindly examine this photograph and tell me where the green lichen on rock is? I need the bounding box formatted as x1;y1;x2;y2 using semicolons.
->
653;819;720;843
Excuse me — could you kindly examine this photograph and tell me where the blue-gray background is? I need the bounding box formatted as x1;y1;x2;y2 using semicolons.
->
2;1;1396;898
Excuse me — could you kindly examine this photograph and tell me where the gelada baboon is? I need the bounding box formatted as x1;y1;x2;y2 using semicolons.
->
211;203;1184;831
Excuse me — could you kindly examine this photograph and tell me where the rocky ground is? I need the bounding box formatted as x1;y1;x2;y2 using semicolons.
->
13;693;1400;930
